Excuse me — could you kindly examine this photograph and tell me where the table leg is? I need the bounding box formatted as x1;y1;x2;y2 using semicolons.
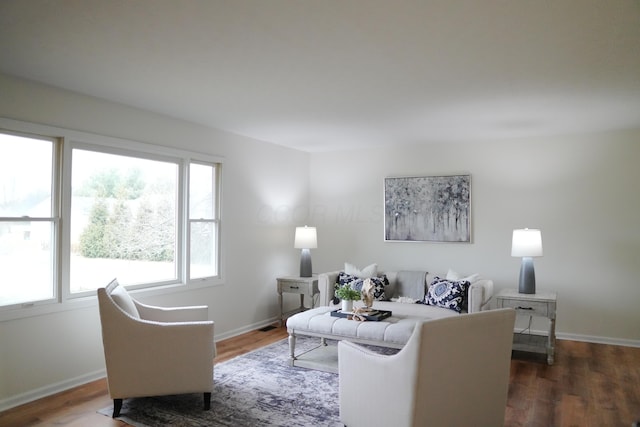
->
548;316;556;365
278;290;284;327
299;294;304;311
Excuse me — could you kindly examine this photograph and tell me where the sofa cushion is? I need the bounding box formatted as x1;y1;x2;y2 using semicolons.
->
371;300;460;319
424;277;470;313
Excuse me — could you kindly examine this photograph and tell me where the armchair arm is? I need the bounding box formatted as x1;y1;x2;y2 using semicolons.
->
317;271;341;307
338;340;417;427
468;279;494;312
134;300;209;322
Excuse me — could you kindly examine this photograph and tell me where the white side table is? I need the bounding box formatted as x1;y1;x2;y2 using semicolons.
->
277;276;319;326
495;288;557;365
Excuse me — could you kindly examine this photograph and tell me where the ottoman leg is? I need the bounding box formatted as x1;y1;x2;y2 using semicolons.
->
288;333;297;365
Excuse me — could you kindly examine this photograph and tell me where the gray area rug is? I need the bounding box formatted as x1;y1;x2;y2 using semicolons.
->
98;335;397;426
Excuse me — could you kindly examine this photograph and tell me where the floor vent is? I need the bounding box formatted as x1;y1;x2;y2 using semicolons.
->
259;325;277;332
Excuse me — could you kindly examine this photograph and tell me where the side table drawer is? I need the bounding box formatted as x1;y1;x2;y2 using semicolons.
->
499;299;549;317
279;281;307;293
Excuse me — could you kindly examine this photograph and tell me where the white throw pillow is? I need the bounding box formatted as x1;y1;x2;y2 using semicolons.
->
446;268;481;284
110;282;140;318
344;262;378;278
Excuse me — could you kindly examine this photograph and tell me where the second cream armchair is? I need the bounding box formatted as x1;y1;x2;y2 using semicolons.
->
338;308;516;427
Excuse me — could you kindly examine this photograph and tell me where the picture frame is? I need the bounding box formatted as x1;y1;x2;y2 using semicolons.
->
384;174;471;242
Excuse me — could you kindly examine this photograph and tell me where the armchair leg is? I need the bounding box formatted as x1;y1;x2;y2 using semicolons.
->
204;392;211;410
112;399;123;418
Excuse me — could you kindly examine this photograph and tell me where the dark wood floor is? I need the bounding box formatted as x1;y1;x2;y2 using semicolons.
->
1;323;638;427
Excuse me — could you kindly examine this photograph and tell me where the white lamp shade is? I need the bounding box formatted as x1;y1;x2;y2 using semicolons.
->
511;228;543;257
294;226;317;249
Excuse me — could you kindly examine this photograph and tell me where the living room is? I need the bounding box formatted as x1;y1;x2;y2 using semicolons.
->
1;1;639;424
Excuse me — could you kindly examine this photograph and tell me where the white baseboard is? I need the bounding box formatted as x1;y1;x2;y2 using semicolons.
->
522;328;640;348
0;369;106;413
214;316;280;342
557;332;640;348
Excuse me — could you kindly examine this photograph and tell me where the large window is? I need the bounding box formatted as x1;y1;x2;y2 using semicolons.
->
0;121;222;314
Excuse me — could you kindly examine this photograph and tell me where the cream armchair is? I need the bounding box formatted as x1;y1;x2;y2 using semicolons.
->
97;279;216;418
338;308;516;427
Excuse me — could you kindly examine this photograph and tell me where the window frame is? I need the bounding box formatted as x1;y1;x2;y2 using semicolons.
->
186;160;222;283
0;117;224;321
0;129;61;308
63;141;187;298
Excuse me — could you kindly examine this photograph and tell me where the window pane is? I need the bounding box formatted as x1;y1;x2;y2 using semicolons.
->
0;221;54;306
190;221;217;279
189;162;218;280
70;149;178;292
0;133;55;307
0;133;53;217
189;163;215;219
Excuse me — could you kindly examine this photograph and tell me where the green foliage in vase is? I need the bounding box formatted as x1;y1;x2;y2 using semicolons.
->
335;283;361;301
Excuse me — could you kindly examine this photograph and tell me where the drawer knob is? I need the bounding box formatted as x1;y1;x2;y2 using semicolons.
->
516;306;533;310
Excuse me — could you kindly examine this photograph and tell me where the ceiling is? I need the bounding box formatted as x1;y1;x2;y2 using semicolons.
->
1;0;639;152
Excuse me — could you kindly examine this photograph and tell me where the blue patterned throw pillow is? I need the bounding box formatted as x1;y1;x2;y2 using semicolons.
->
337;272;362;288
368;275;390;301
333;272;390;303
425;277;470;313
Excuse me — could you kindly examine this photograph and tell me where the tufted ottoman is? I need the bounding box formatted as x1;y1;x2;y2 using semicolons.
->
286;306;423;372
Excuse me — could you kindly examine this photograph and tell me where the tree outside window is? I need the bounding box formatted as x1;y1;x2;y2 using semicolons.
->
70;149;178;293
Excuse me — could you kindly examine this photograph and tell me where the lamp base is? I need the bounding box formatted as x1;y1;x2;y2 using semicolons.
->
299;249;312;277
518;257;536;294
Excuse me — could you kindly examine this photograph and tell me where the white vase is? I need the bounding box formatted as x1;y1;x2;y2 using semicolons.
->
341;299;353;313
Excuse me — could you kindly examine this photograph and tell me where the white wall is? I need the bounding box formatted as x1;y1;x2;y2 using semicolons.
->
0;74;309;408
309;132;640;345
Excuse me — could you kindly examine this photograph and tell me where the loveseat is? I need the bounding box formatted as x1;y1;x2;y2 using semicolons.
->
317;264;494;320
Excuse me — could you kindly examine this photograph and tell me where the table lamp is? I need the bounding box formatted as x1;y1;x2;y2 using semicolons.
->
511;228;543;294
294;226;317;277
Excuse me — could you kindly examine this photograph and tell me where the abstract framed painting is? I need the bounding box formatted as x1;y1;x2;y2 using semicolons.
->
384;175;471;242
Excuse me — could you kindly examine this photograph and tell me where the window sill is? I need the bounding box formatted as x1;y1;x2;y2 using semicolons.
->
0;278;224;322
